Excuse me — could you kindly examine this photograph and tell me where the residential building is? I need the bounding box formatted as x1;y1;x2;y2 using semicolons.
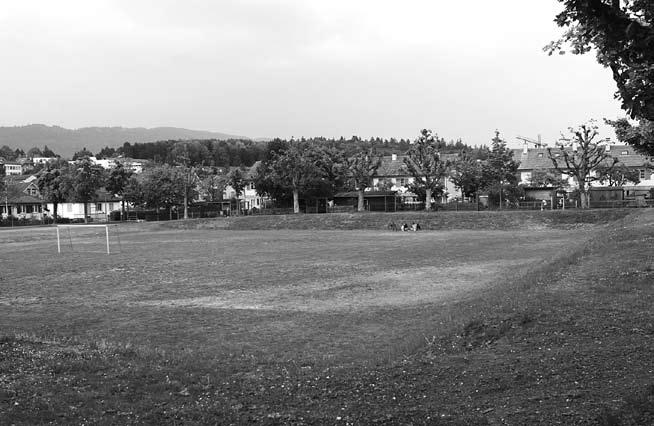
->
223;162;271;211
48;189;122;221
1;179;44;220
372;154;461;203
3;162;23;175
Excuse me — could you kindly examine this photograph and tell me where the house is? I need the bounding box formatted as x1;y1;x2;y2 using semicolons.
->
371;153;461;203
49;189;122;222
88;157;145;174
222;162;271;211
514;144;653;193
31;156;58;165
3;162;23;175
1;179;45;220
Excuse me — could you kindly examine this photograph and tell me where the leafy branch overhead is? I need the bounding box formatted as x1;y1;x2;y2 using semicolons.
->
548;0;654;155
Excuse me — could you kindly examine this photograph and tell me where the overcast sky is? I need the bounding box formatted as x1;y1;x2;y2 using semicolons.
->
0;0;626;147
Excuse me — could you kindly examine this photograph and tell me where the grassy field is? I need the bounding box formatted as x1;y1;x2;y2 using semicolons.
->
1;210;652;424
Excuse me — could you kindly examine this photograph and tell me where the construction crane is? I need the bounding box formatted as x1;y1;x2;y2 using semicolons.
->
516;135;544;148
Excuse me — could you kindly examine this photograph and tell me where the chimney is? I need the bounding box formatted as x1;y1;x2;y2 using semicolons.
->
606;144;611;152
522;142;528;155
391;153;397;161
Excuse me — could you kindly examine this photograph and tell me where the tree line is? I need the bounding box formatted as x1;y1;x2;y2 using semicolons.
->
27;122;639;221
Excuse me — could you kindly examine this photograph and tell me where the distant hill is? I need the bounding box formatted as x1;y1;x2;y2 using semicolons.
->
0;124;249;157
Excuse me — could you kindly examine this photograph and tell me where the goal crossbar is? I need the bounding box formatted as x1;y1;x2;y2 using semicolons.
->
56;224;111;254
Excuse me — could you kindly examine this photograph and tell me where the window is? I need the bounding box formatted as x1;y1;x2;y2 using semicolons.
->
621;150;629;155
96;203;102;211
639;169;646;179
398;178;406;186
537;153;543;158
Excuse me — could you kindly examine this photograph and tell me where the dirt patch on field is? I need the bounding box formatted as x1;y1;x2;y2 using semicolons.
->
134;259;538;312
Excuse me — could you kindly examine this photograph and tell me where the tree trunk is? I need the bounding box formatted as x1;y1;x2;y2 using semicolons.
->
121;200;125;221
83;202;88;223
293;190;300;214
183;192;189;219
53;203;58;223
357;190;365;212
580;190;590;209
425;188;432;211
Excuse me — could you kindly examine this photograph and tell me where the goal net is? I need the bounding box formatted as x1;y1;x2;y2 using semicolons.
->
56;224;122;254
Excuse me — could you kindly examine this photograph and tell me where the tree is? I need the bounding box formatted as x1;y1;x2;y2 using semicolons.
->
481;131;520;209
265;142;331;213
548;122;617;208
140;164;185;212
227;168;246;214
42;145;57;157
96;146;117;159
0;164;5;195
344;149;381;212
72;147;94;161
403;129;450;211
0;145;16;161
450;152;484;201
36;161;72;221
105;161;133;220
547;0;654;154
597;162;642;186
169;142;201;219
27;147;43;157
198;170;228;203
70;158;106;222
123;175;145;209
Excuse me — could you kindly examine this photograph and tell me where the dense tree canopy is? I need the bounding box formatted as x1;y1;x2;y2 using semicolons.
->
482;132;520;208
344;149;382;212
548;0;654;154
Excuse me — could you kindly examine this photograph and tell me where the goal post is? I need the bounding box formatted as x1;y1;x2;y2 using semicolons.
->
56;224;112;254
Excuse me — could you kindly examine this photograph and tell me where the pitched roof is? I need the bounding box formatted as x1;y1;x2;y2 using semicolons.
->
5;183;42;204
376;155;409;177
376;154;458;177
513;145;652;171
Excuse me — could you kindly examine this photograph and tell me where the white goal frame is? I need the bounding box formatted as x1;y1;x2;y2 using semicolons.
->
56;224;111;254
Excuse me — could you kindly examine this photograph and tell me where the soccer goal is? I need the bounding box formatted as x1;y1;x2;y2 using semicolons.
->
56;224;121;254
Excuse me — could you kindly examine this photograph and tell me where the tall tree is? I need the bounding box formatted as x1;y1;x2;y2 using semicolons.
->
70;158;106;222
42;145;57;157
122;175;145;209
227;168;246;214
27;147;43;157
105;161;133;220
72;147;94;161
0;164;5;195
266;142;330;213
170;142;201;220
548;122;617;208
140;164;185;212
36;161;72;221
344;148;381;212
404;129;450;211
197;169;228;202
547;0;654;154
482;131;519;209
450;152;484;201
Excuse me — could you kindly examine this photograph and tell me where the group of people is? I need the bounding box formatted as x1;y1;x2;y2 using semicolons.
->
388;221;421;232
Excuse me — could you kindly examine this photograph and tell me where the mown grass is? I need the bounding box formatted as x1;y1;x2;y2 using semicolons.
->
1;209;652;424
